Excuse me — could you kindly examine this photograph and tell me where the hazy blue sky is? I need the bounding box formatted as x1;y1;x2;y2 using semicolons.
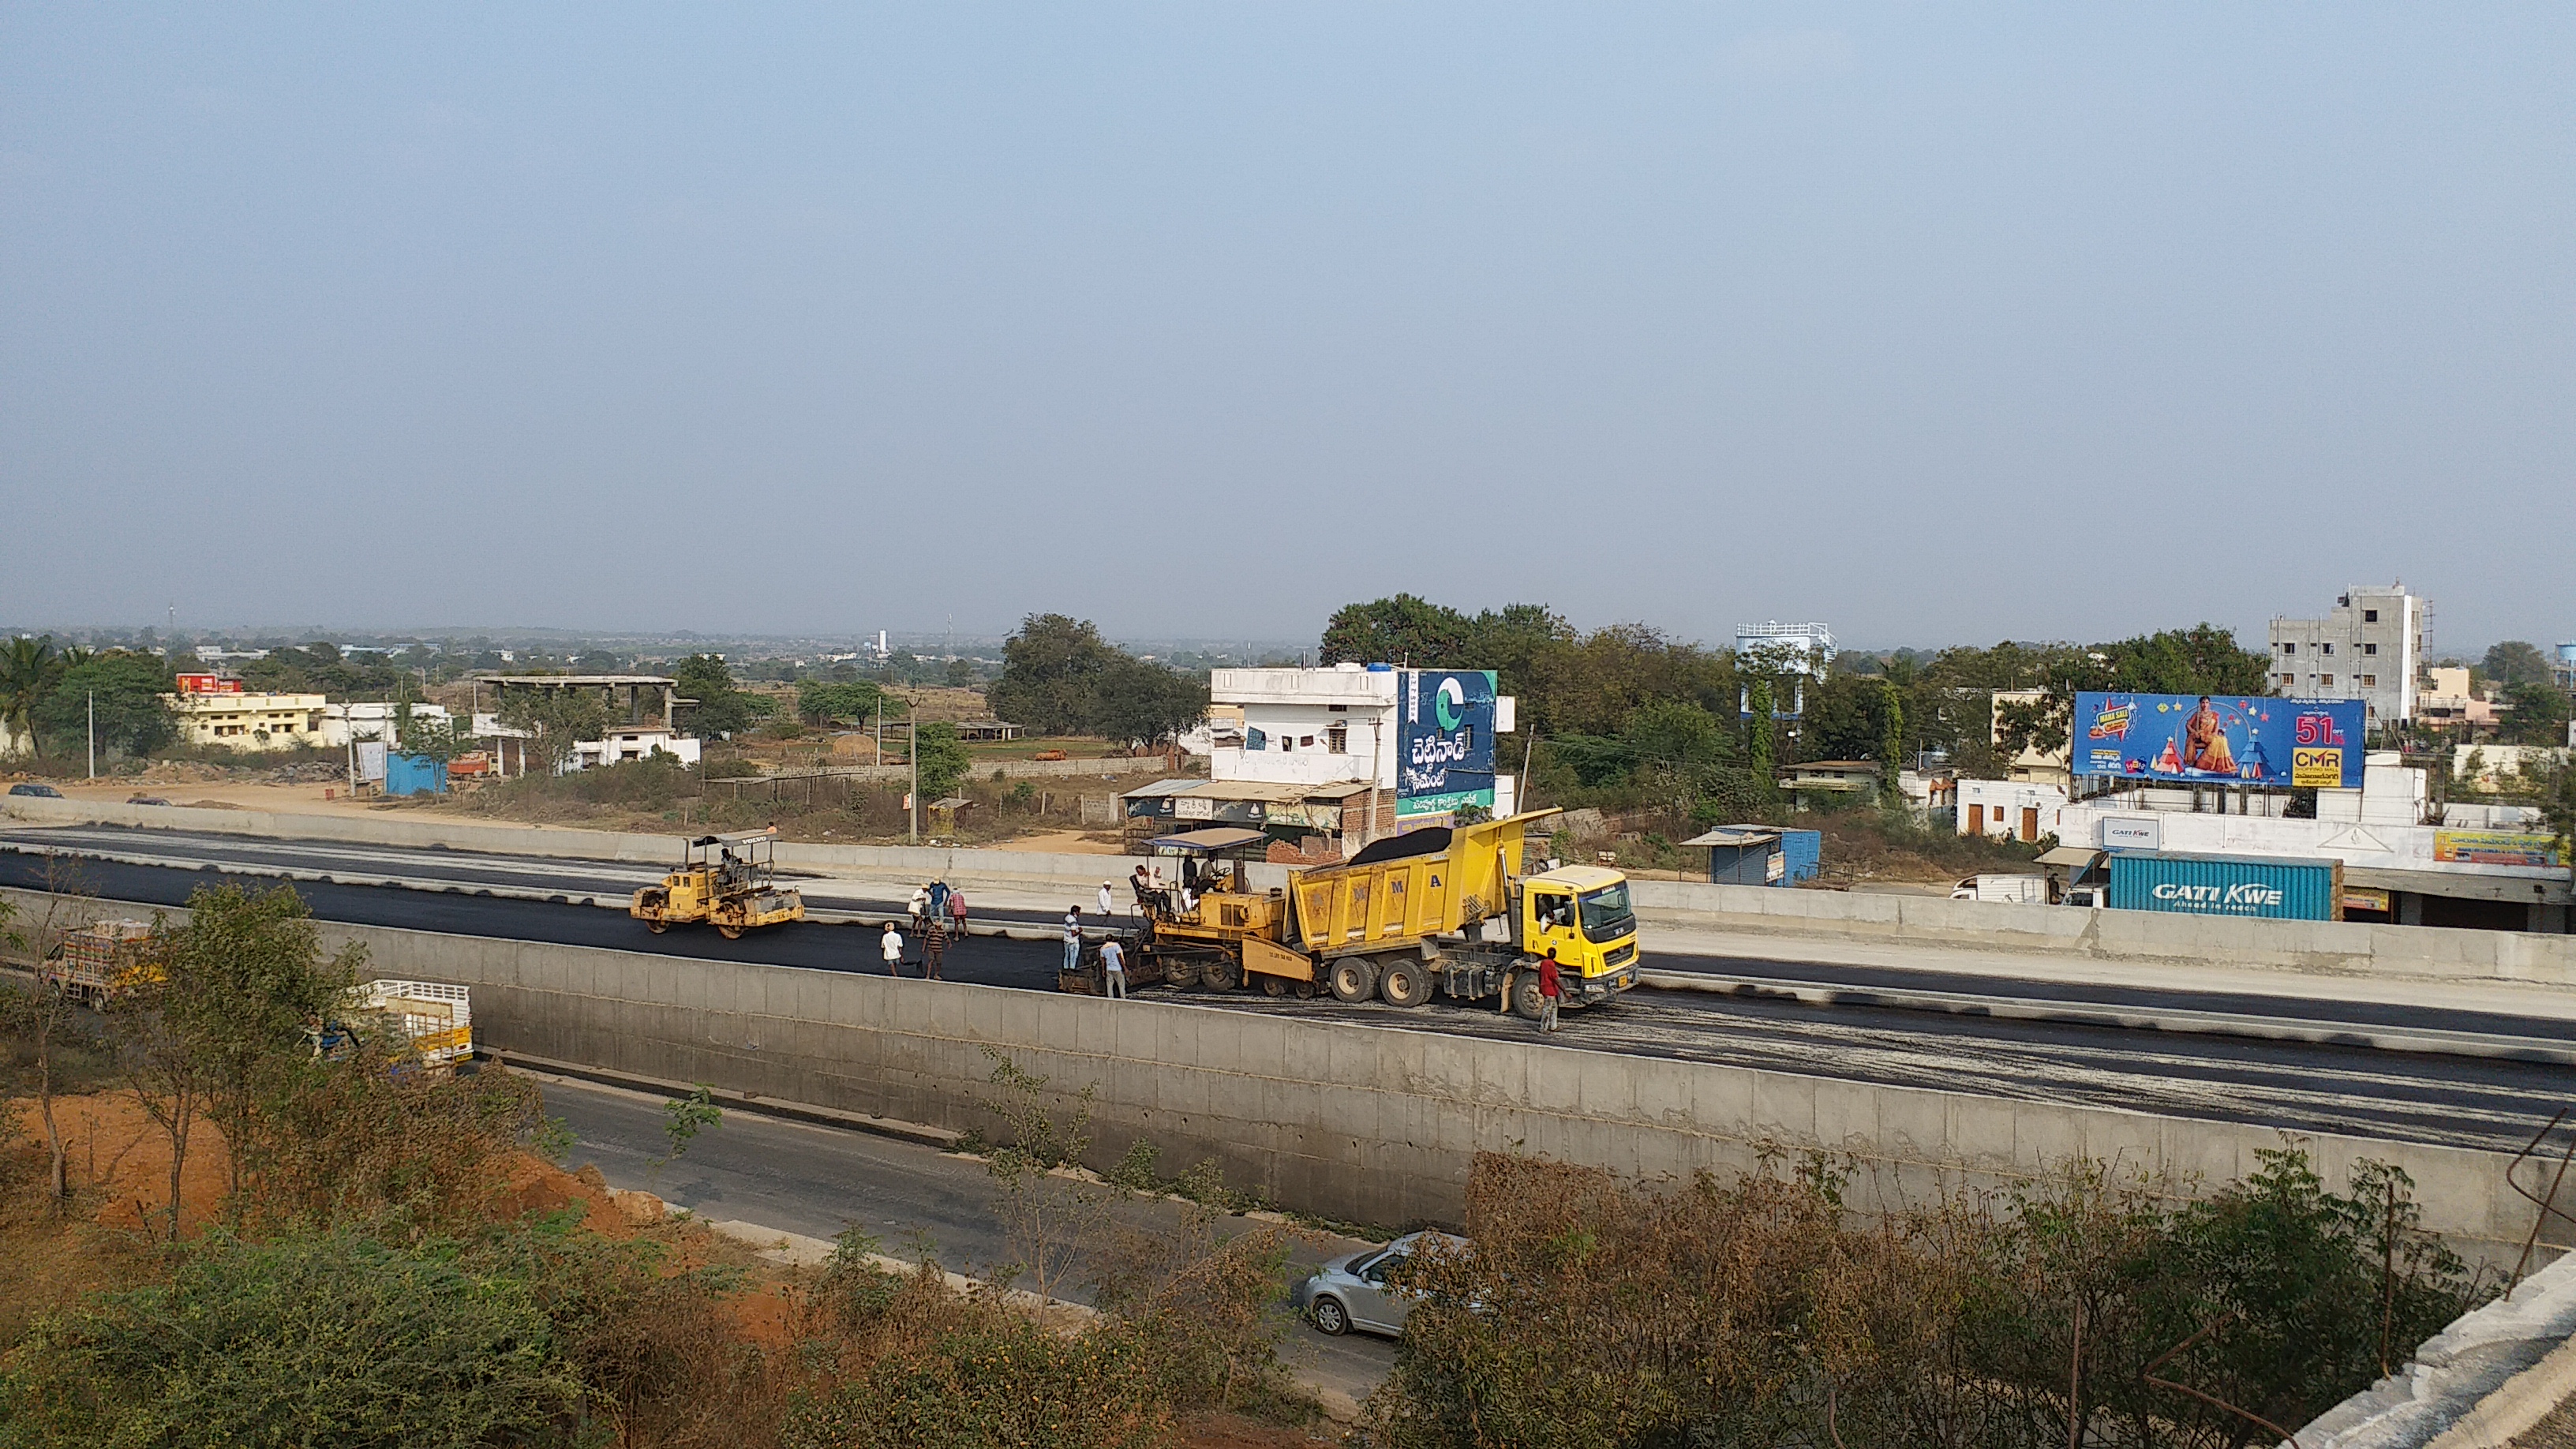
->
4;5;2569;650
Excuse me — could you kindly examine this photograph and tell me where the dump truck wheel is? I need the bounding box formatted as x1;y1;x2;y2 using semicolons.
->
1511;974;1547;1020
1327;957;1378;1004
1201;954;1243;992
718;924;743;941
1378;959;1432;1008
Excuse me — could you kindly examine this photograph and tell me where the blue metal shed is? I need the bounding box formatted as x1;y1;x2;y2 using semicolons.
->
1777;829;1822;883
384;753;449;798
1685;826;1799;886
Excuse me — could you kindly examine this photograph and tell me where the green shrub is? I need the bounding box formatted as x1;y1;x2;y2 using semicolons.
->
2;1228;581;1448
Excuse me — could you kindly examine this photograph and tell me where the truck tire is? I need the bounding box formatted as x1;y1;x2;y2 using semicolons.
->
1377;958;1432;1008
1201;953;1243;992
1510;973;1546;1020
1327;956;1379;1004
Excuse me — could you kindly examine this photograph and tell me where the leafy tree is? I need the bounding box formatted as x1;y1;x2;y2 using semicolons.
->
238;642;402;700
1747;679;1777;793
32;650;176;757
988;614;1118;734
1319;593;1481;668
1;634;55;757
2482;639;2552;687
1623;700;1731;769
1091;656;1209;746
798;678;883;727
912;721;972;801
2501;680;2573;746
499;690;609;775
674;653;758;737
148;883;367;1214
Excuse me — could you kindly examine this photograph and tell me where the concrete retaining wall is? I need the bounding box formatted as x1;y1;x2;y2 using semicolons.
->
13;884;2564;1264
1630;877;2576;985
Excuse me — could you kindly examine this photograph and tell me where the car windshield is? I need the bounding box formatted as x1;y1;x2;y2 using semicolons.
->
1578;884;1634;941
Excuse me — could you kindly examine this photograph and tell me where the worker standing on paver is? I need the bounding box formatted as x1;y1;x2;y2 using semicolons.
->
923;914;948;981
1099;934;1126;999
881;921;905;978
1063;905;1083;975
1537;947;1562;1034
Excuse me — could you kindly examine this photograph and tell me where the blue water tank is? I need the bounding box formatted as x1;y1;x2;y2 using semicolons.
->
1365;663;1395;672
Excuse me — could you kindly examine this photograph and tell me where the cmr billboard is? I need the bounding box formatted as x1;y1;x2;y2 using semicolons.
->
1398;669;1497;816
2071;693;2364;789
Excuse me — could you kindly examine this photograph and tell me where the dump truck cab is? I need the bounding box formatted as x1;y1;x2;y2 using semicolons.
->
631;828;806;940
1516;864;1639;1004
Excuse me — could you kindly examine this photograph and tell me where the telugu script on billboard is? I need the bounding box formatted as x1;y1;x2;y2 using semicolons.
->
2433;831;2567;868
2071;692;2363;789
1397;669;1497;816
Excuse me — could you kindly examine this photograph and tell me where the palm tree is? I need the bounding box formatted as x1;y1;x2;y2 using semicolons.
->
0;635;56;758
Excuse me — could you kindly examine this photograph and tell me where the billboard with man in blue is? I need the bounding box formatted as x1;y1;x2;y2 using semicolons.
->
2072;692;2364;789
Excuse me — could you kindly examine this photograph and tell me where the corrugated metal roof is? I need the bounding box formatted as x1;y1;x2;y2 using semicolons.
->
2035;845;2105;868
1148;826;1271;852
1681;827;1780;848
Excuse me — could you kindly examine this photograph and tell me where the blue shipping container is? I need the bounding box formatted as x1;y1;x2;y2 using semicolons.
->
2106;851;2341;922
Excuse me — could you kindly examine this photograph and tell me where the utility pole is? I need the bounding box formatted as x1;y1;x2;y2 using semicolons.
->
87;691;95;779
907;702;919;844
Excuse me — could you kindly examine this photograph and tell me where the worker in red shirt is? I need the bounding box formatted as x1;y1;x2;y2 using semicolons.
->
1537;947;1563;1034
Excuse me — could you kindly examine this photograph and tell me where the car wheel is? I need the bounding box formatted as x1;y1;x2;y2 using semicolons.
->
1310;1296;1351;1336
1327;957;1379;1004
1378;959;1432;1008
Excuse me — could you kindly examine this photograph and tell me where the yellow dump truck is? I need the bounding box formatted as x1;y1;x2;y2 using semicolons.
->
630;828;806;939
1088;809;1640;1017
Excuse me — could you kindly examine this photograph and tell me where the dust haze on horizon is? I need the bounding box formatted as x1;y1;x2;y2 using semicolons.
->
3;6;2569;654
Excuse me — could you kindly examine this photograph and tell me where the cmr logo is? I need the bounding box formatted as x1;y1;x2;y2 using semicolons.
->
2290;746;2345;788
2151;881;2286;912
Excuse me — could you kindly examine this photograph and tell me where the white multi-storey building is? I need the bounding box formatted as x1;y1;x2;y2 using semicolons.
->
2267;584;2428;729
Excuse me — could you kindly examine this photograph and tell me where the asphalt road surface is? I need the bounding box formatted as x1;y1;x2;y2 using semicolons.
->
7;840;2570;1155
538;1071;1400;1403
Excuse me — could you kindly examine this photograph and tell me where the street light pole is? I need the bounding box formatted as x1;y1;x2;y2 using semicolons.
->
87;691;95;779
908;703;919;844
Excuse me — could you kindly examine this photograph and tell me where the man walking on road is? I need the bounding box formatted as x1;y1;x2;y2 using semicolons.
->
923;915;948;981
1063;905;1083;975
881;921;906;979
1099;881;1114;918
1099;934;1126;999
1537;947;1562;1034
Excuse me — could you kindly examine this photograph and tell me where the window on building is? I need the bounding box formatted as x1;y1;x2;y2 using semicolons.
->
2364;609;2379;623
2364;643;2378;656
1300;736;1315;747
2360;674;2376;687
2321;674;2335;689
2320;643;2334;655
2278;673;2296;687
1327;722;1348;754
2282;642;2297;655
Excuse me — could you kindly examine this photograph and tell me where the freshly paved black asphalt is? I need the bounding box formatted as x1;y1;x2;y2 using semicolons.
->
8;847;2570;1155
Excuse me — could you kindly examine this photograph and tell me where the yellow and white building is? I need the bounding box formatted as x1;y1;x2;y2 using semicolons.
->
165;687;330;751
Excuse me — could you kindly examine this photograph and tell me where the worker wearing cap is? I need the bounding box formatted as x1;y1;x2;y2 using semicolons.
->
1099;881;1114;917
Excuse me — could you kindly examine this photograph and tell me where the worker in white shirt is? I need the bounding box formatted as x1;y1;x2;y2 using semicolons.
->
1099;881;1114;917
1063;906;1083;974
880;921;904;978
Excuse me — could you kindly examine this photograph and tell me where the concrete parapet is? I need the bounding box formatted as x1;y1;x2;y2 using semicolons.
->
14;883;2560;1265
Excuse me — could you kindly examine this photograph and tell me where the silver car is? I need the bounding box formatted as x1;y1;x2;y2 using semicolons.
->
1291;1230;1466;1338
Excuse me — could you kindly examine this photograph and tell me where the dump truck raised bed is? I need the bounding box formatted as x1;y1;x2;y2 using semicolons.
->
1066;809;1640;1018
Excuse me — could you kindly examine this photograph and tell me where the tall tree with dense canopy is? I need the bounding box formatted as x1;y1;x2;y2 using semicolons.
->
31;650;176;757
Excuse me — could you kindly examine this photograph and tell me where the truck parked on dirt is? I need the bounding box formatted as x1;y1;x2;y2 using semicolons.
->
1064;809;1641;1020
1949;873;2050;904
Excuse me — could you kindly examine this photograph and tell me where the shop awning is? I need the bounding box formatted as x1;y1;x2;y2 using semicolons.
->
1147;826;1271;852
